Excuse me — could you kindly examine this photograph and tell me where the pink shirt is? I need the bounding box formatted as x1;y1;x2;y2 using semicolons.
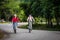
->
12;17;19;22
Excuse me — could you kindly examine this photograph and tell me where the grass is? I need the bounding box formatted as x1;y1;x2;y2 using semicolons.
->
18;24;60;31
0;22;11;24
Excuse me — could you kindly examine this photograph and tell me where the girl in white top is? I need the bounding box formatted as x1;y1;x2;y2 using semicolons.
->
27;15;34;33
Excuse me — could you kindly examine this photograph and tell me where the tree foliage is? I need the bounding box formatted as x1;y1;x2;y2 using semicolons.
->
0;0;60;26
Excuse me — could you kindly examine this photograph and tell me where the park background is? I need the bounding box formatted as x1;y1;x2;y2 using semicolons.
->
0;0;60;31
0;0;60;39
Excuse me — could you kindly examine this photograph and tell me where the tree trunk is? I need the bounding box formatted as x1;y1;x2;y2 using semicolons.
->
56;18;59;26
48;18;53;28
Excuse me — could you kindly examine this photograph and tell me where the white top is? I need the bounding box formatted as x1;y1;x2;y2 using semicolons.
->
27;16;34;21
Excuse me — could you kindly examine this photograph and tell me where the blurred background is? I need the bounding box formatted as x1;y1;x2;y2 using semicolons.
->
0;0;60;39
0;0;60;30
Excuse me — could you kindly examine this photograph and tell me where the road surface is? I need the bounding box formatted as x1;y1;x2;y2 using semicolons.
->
0;22;60;40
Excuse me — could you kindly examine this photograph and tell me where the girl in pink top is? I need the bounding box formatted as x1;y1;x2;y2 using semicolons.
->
12;14;19;33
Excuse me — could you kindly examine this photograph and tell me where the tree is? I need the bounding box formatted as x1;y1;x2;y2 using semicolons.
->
0;0;22;21
53;0;60;26
0;0;10;21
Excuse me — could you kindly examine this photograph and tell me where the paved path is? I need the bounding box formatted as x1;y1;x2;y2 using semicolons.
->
0;22;60;40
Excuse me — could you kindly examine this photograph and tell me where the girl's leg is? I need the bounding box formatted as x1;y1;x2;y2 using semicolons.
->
13;27;16;33
28;21;32;33
29;29;31;33
13;23;16;33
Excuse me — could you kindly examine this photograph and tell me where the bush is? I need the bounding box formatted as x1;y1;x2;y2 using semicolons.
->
18;24;60;31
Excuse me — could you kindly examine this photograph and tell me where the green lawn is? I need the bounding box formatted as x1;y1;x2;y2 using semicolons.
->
0;22;11;24
18;24;60;31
